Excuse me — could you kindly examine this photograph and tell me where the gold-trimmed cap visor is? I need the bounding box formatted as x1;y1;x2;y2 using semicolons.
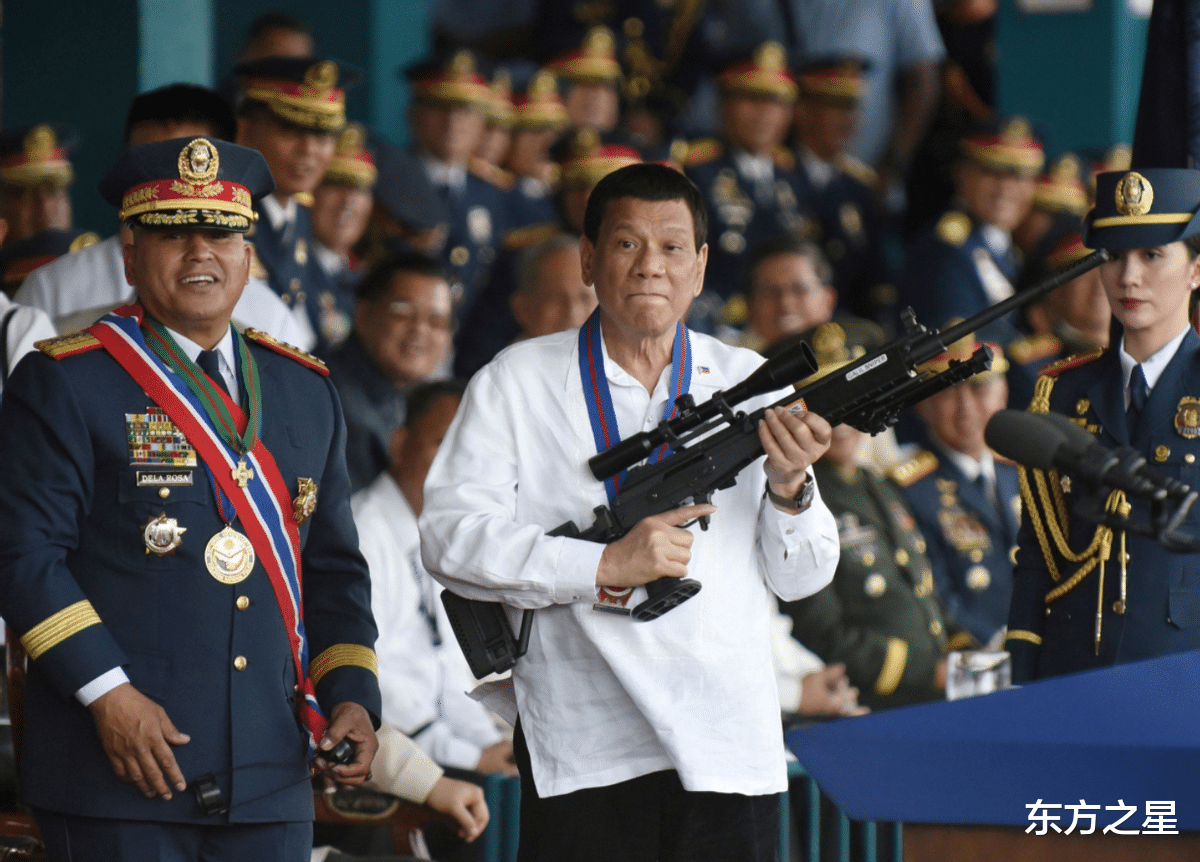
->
1083;168;1200;250
0;124;75;188
100;137;274;233
961;116;1044;176
561;144;642;188
719;43;798;102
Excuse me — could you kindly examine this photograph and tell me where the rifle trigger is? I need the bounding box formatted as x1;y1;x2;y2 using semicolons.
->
696;492;712;531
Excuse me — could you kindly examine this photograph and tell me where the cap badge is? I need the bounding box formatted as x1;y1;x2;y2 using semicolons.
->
755;41;786;72
1001;117;1031;144
529;70;558;98
338;123;364;154
305;60;337;90
449;50;475;75
1175;397;1200;439
24;124;56;159
1115;171;1153;216
178;138;219;185
584;26;614;56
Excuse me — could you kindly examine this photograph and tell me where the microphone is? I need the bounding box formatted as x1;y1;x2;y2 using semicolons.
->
985;410;1175;499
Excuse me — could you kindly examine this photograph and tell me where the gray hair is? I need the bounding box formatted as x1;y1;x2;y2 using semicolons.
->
516;233;582;296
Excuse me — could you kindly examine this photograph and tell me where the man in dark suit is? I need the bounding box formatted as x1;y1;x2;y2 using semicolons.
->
0;137;380;861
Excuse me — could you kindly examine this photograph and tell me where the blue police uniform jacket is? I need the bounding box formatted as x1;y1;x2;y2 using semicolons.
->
894;448;1020;645
326;333;409;492
0;326;381;824
432;162;513;319
1007;330;1200;682
684;141;812;299
251;201;353;357
793;154;892;324
900;209;1022;344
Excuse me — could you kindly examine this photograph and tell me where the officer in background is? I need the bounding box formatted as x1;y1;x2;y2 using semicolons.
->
545;26;623;135
893;334;1019;648
505;70;570;230
0;136;379;861
685;41;810;307
327;252;455;491
474;68;515;171
1006;225;1111;410
792;58;894;329
0;228;98;297
311;123;377;296
405;50;513;320
0;124;78;246
900;115;1043;346
779;320;952;710
235;55;357;354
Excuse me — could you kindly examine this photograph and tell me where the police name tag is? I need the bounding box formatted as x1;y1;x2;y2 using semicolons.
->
136;471;194;487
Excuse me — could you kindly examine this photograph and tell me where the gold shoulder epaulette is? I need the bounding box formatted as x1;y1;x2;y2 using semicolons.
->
836;153;878;188
936;211;971;247
293;191;315;208
1008;332;1062;365
243;328;329;376
772;146;795;172
889;450;938;487
1038;347;1104;379
683;138;723;168
503;221;560;251
469;157;515;191
36;331;102;360
249;244;269;280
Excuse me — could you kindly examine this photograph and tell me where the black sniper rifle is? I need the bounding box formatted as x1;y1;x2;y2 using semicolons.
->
442;250;1111;679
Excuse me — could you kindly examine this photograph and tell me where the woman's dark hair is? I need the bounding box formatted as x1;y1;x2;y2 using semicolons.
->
405;379;468;427
583;163;707;251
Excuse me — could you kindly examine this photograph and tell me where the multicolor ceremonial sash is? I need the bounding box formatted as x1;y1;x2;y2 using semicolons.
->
577;307;691;610
88;305;328;755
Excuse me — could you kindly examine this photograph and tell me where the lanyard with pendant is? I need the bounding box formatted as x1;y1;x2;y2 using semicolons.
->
577;307;692;612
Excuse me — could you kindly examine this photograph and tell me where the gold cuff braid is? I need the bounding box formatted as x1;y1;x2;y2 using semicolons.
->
309;643;379;687
21;600;102;660
875;638;908;696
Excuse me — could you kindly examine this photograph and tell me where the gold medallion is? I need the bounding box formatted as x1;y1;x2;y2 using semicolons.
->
293;477;318;525
177;138;219;185
1114;171;1153;216
143;512;186;555
205;526;256;584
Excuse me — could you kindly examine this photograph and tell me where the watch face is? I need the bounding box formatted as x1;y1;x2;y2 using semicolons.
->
797;476;815;508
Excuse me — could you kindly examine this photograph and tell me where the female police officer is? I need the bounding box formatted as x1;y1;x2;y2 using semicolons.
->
1007;167;1200;682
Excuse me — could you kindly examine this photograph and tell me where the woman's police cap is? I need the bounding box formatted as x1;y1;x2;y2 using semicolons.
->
98;137;274;233
1083;168;1200;250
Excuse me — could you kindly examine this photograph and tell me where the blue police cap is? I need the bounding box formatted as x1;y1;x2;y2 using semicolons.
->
372;140;447;231
233;56;361;132
98;137;274;233
1083;168;1200;250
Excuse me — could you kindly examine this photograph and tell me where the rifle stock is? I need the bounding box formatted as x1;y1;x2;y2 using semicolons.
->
442;249;1111;677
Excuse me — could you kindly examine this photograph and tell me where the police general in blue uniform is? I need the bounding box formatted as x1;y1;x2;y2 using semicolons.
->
1008;167;1200;683
0;137;380;862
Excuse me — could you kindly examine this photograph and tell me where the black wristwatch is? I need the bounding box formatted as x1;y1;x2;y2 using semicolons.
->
766;474;814;513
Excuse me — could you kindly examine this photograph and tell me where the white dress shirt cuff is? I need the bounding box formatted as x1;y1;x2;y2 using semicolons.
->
554;537;607;605
75;667;130;706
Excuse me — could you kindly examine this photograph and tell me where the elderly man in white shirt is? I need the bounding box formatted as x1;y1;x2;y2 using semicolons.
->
420;163;839;862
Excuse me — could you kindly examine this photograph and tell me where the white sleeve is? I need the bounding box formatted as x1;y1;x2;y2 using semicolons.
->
4;304;57;377
419;361;602;609
755;469;840;602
